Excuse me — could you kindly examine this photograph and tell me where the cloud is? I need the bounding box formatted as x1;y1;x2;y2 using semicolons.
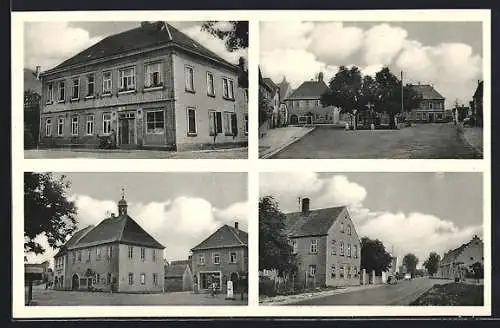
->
260;21;314;53
26;195;248;265
362;23;408;66
260;173;482;266
24;22;104;70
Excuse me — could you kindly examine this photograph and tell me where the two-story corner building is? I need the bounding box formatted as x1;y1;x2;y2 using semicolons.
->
53;194;165;293
437;235;484;280
285;73;340;125
38;21;248;151
190;221;248;293
408;84;446;123
284;198;361;287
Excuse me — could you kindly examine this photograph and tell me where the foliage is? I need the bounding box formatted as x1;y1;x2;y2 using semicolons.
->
237;56;248;89
259;277;277;297
470;262;484;280
24;90;41;148
259;88;274;126
360;237;393;275
24;172;78;255
423;252;441;276
201;21;248;51
259;196;298;276
403;253;419;276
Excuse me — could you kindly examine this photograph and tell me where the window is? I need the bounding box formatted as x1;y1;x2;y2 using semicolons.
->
146;110;165;134
140;273;146;285
354;266;358;278
331;240;337;255
72;78;79;99
72;251;76;264
187;108;197;135
309;265;316;277
153;273;158;286
339;265;344;278
47;83;54;103
199;254;205;265
209;111;220;136
108;246;112;258
213;253;220;264
128;246;133;259
222;77;234;99
185;66;194;92
141;247;146;261
347;265;352;278
86;74;95;97
102;71;112;94
230;252;237;263
223;112;237;136
340;242;344;256
290;240;297;254
57;117;64;136
87;249;91;262
71;116;78;136
96;273;100;284
77;251;82;262
45;118;52;136
119;67;136;91
152;249;156;262
96;247;101;260
128;273;134;285
207;72;215;96
310;239;318;254
340;222;345;233
347;244;351;257
145;62;162;88
102;113;112;135
85;115;94;135
429;102;433;109
470;257;474;261
347;225;351;235
354;245;358;258
244;114;248;135
331;265;336;278
58;81;65;101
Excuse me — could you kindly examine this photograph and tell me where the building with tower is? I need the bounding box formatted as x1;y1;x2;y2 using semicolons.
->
52;191;165;293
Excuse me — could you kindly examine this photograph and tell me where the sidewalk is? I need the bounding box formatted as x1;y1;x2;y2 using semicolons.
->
259;126;315;159
259;283;386;305
462;126;483;156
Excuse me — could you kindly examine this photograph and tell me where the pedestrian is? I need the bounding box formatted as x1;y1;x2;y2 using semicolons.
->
110;129;117;148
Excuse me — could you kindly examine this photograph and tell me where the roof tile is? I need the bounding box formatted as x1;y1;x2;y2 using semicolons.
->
285;206;345;238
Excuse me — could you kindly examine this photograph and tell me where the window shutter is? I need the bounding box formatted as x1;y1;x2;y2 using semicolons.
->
209;112;215;136
216;112;222;134
231;113;238;136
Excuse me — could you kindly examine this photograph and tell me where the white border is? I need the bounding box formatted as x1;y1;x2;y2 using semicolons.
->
12;9;491;318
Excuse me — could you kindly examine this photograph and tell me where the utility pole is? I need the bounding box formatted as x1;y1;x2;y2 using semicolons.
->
400;70;404;127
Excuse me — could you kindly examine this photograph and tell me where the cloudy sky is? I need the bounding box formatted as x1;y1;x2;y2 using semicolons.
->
260;21;483;108
260;172;483;267
26;172;248;266
24;21;247;71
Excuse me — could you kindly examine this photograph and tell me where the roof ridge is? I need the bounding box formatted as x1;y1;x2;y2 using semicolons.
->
165;22;173;40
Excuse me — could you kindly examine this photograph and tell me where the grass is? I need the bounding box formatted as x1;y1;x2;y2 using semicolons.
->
411;283;483;306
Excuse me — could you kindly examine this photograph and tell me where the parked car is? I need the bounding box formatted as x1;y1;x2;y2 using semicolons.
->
404;273;412;280
387;274;398;284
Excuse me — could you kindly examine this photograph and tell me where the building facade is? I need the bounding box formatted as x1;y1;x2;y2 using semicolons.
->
437;235;484;280
285;198;361;287
285;73;340;125
471;80;483;126
407;84;446;123
53;194;165;293
164;259;193;292
191;222;248;293
38;21;247;151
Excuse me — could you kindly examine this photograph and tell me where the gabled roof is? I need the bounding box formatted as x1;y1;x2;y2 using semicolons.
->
287;80;329;100
263;78;278;92
410;84;445;100
277;77;292;102
440;235;483;265
44;21;235;74
165;260;191;278
473;81;483;99
54;225;95;257
285;206;346;238
191;224;248;251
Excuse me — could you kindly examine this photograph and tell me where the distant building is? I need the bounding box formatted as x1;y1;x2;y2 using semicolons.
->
471;80;483;126
262;77;280;128
53;193;165;293
190;221;248;293
437;235;483;280
284;197;361;287
285;73;340;125
164;259;193;292
408;84;446;122
277;77;293;127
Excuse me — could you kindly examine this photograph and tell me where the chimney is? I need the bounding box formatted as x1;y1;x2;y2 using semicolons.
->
318;72;324;82
301;197;310;215
234;221;239;231
140;21;150;28
110;213;116;218
35;66;41;80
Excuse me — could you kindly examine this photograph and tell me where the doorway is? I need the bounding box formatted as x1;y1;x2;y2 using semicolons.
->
71;274;79;291
119;112;136;147
199;271;221;290
290;115;298;125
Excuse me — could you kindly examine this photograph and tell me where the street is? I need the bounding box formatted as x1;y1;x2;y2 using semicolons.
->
29;286;247;306
288;278;449;306
271;123;481;159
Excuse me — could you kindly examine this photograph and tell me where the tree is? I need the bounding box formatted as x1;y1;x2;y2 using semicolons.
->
24;89;41;149
470;262;484;281
259;196;297;276
237;56;248;89
360;237;393;275
403;253;419;277
201;21;248;51
24;173;78;255
423;252;441;277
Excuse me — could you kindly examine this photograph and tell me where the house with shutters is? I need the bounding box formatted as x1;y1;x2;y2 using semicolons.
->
38;21;248;151
407;84;446;123
437;235;484;280
52;193;165;293
190;222;248;293
164;259;193;292
284;197;361;287
285;73;340;125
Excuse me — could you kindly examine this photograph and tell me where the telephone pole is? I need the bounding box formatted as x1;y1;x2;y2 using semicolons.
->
401;70;404;116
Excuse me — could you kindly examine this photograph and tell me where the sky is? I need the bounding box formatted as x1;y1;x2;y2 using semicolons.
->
260;172;483;267
23;21;247;71
260;21;483;108
25;172;248;266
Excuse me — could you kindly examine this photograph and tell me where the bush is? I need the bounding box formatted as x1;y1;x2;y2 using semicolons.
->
259;277;277;297
24;130;36;149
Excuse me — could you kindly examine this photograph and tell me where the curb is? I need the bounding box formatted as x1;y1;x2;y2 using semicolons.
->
260;128;316;159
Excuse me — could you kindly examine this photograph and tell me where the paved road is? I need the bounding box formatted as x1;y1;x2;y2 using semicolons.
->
29;288;247;306
288;278;449;305
272;123;481;159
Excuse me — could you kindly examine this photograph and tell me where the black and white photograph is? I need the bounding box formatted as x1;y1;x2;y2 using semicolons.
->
24;172;248;306
23;20;249;159
258;21;484;159
259;172;484;306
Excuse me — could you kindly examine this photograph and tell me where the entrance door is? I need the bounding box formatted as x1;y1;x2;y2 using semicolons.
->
71;274;79;290
428;113;434;123
119;118;136;146
87;277;92;290
230;272;239;291
290;115;298;125
199;272;221;290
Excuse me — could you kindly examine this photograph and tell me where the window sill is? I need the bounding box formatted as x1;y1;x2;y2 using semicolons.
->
223;97;235;102
187;133;197;137
57;100;65;103
46;101;54;105
207;93;216;98
118;90;136;95
185;89;196;94
143;86;164;92
71;98;80;102
225;133;235;137
85;96;95;100
146;131;165;135
101;93;112;97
